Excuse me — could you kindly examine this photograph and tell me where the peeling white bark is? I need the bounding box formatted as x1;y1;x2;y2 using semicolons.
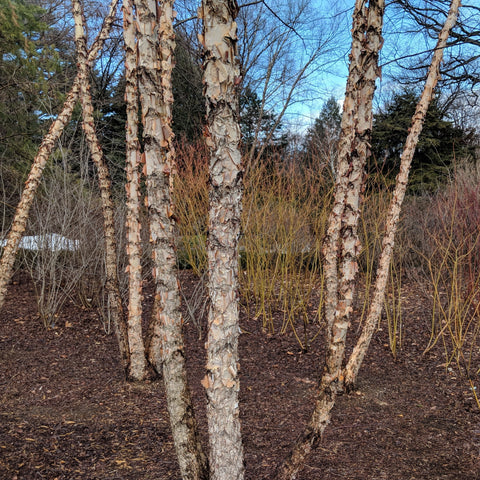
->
323;0;368;345
326;0;385;385
123;0;148;381
72;0;129;371
135;0;208;477
279;2;385;478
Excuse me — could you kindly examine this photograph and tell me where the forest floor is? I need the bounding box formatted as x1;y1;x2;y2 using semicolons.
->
0;270;479;480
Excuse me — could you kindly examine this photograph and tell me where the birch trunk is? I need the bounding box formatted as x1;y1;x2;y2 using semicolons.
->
326;0;385;382
322;0;368;343
72;0;129;372
0;0;119;312
344;0;462;390
135;0;208;477
123;0;148;381
200;1;245;479
278;2;385;478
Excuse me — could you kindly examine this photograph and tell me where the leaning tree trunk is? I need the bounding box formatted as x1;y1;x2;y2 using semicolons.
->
200;1;245;479
122;0;148;381
0;0;120;312
135;0;208;478
72;0;129;372
344;0;462;390
278;1;385;479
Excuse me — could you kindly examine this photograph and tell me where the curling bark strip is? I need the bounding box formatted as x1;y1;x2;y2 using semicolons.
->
0;0;120;312
134;0;208;477
279;2;385;478
344;0;462;390
200;1;245;479
72;0;129;371
328;0;385;382
322;0;367;344
123;0;148;381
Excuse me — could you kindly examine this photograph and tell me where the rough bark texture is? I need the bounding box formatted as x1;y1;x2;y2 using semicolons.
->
277;380;337;480
135;0;208;478
72;0;129;372
322;0;367;344
200;1;245;479
327;0;385;384
344;0;462;391
278;2;385;479
123;0;148;381
0;0;119;312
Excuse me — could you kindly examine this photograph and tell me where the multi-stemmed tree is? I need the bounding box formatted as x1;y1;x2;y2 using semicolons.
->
0;1;462;480
0;0;120;313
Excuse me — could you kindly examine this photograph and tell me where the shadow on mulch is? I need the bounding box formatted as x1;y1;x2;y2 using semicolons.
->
0;271;479;479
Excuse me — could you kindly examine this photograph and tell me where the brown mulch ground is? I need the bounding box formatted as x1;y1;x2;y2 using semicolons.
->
0;271;479;479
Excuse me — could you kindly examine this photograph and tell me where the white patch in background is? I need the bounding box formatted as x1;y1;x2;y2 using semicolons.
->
0;234;80;252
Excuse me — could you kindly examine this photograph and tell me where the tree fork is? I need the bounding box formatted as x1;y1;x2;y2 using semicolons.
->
0;0;120;312
344;0;462;391
326;0;385;382
278;1;385;478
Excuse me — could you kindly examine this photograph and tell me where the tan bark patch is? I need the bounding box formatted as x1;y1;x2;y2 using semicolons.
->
202;1;245;479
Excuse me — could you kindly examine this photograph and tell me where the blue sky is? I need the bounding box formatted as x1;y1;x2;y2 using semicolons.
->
70;0;479;135
283;0;480;133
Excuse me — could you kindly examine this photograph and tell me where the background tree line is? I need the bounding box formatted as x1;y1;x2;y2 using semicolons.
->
2;0;478;210
0;0;479;479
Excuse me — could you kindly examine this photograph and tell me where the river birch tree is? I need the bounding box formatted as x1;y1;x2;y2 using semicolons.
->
123;0;148;381
199;0;245;479
279;0;461;478
278;1;386;478
72;0;129;373
0;0;120;313
0;0;462;477
344;0;462;389
134;0;208;477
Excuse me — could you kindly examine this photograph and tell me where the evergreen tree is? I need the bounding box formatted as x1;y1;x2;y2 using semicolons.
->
0;0;69;227
304;96;341;172
93;30;206;167
371;90;474;191
0;0;54;173
95;74;128;187
172;33;205;142
239;85;286;160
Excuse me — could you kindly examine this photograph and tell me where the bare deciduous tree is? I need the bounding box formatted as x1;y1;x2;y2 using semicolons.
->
0;1;463;478
391;0;478;89
278;2;386;478
324;0;385;386
200;0;245;478
123;0;147;381
237;0;343;167
134;0;208;477
279;0;460;478
344;0;462;389
0;0;119;312
72;0;129;371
